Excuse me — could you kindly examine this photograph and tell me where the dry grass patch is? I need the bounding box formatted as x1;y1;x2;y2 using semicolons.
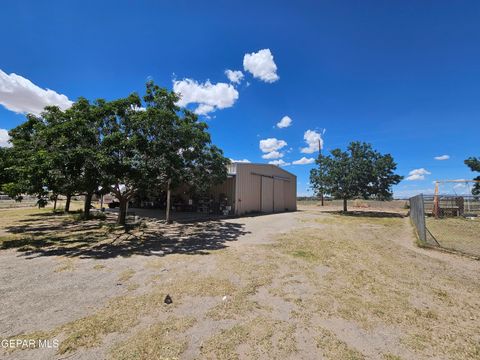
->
0;207;119;254
0;207;52;229
201;317;297;359
270;215;480;359
118;269;135;282
109;316;196;360
316;327;365;360
206;249;278;320
426;217;480;257
55;273;238;354
57;291;171;354
56;273;238;353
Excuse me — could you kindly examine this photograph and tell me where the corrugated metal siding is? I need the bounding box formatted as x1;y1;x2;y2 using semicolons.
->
261;177;274;212
274;179;285;212
234;163;297;215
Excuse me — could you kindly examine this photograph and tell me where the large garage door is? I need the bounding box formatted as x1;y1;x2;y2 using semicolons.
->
274;179;285;212
261;177;274;213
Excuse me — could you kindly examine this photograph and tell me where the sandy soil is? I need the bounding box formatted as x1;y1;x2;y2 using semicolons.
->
1;203;479;359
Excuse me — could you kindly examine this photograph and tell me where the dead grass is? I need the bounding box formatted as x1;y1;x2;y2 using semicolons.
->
269;215;480;359
57;292;169;353
426;217;480;256
316;327;365;360
206;249;277;320
201;317;297;359
11;270;241;355
109;316;196;360
0;208;113;253
118;269;135;282
3;206;480;359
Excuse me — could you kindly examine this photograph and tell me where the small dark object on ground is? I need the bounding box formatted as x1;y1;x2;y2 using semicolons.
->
164;294;172;304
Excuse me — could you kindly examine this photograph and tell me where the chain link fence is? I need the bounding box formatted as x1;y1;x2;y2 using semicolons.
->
409;195;426;243
409;194;480;257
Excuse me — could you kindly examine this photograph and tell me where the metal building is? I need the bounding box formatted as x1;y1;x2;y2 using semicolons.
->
217;162;297;216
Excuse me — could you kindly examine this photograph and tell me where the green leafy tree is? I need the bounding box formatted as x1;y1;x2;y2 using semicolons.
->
96;93;148;225
6;100;104;214
4;81;229;226
0;147;14;190
7;115;50;203
63;99;104;216
310;141;402;211
35;105;77;211
464;157;480;195
310;150;327;205
142;82;229;220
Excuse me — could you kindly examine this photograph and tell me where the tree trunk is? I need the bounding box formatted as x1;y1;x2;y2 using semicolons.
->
343;198;348;212
84;192;93;218
166;178;172;224
320;192;324;206
65;194;72;212
53;195;58;211
117;197;127;225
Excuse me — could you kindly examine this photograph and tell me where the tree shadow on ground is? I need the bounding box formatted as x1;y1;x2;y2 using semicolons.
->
2;213;249;260
323;210;406;218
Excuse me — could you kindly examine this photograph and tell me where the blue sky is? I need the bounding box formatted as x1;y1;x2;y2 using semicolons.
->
1;0;479;197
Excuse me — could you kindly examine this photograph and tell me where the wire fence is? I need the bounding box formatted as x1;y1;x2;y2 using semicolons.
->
423;195;480;217
409;195;426;242
409;194;480;258
0;195;39;209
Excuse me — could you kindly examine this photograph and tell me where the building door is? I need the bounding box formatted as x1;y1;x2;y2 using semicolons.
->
261;177;274;213
274;179;285;212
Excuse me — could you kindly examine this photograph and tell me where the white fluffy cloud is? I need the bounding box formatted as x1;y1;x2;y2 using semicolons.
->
434;154;450;161
406;168;431;181
243;49;279;83
269;159;290;166
262;151;283;160
292;157;315;165
300;130;323;154
0;128;11;147
0;69;72;115
224;70;244;84
259;138;287;153
276;115;292;128
173;78;239;115
229;158;251;163
260;138;287;160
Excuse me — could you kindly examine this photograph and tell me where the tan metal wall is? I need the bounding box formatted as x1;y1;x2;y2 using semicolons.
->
274;178;285;212
233;163;297;215
261;177;274;212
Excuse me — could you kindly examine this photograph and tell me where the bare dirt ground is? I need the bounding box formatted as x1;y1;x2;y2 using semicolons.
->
1;202;479;359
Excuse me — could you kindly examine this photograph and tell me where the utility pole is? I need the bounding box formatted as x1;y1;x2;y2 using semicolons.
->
318;139;324;206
